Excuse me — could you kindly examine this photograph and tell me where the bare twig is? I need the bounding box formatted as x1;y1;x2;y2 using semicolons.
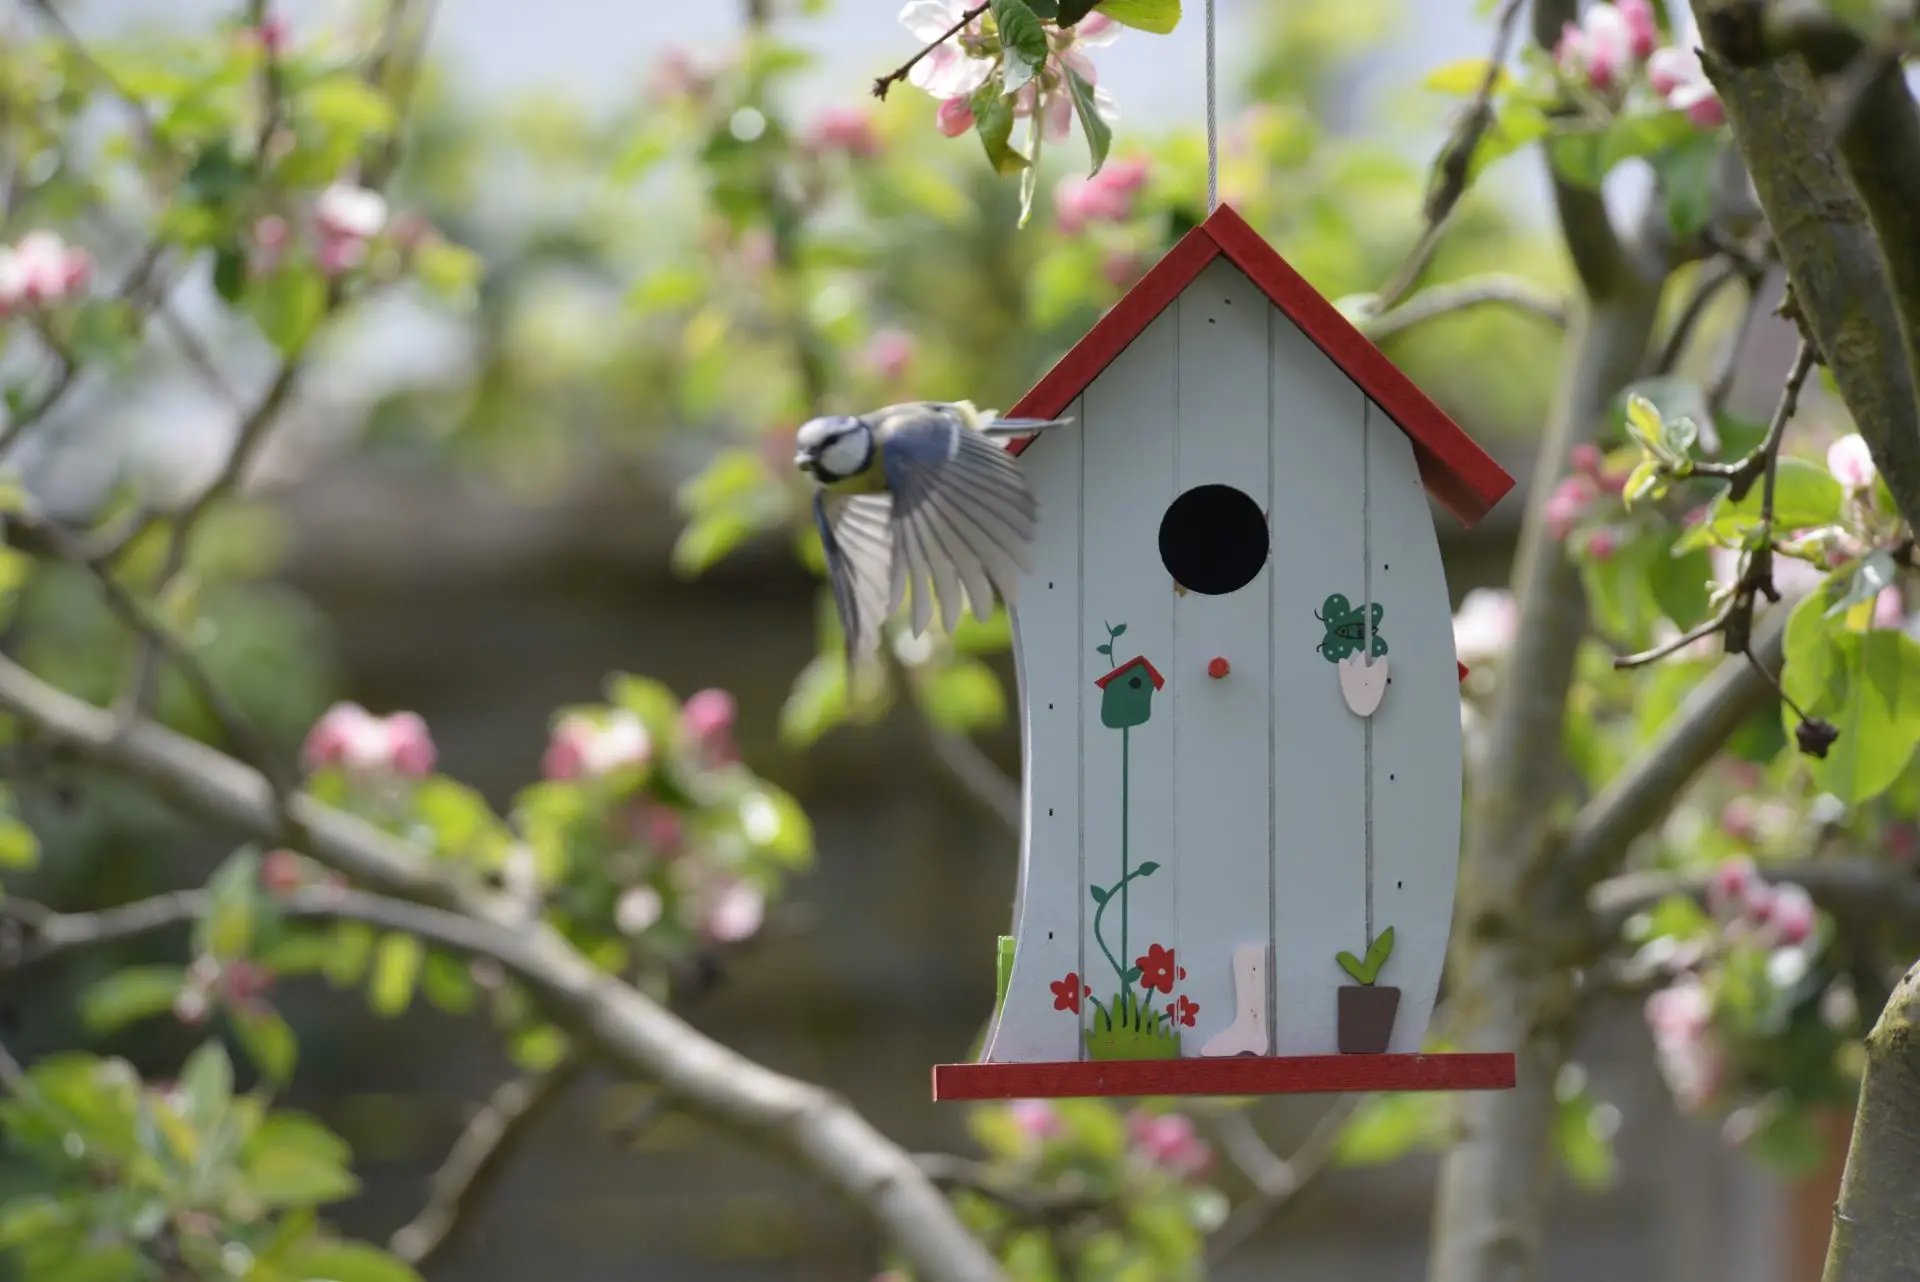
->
0;659;1005;1282
1359;273;1568;342
1654;260;1742;376
872;4;989;101
1373;0;1527;311
1203;1098;1359;1265
925;724;1021;833
913;1152;1105;1221
389;1055;585;1267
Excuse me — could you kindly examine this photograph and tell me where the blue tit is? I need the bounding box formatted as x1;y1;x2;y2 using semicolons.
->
794;400;1072;669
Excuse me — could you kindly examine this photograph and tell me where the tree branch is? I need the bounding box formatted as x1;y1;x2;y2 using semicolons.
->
1588;858;1920;946
0;855;1003;1281
389;1055;585;1267
912;1152;1106;1222
1360;274;1568;343
1202;1097;1359;1267
1697;21;1920;532
872;4;988;101
1821;957;1920;1282
924;724;1021;833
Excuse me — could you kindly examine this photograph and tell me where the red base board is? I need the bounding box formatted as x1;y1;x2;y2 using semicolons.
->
932;1053;1516;1101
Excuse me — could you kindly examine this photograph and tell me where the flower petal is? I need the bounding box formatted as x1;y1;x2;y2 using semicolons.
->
900;0;961;42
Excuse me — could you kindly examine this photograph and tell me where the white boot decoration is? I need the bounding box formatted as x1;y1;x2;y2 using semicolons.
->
1200;944;1271;1057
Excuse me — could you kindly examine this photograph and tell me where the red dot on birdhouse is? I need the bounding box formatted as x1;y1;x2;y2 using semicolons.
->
1207;657;1230;679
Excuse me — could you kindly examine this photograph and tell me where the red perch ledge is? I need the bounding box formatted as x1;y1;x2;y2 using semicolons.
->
932;1053;1517;1101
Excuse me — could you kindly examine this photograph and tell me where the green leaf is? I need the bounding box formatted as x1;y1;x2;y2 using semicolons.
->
244;1114;359;1207
1825;550;1899;620
1547;129;1609;190
779;652;850;748
1096;0;1182;33
323;921;375;988
1650;546;1715;630
413;777;507;861
212;247;247;304
200;849;262;962
419;951;477;1015
992;0;1051;96
1064;68;1112;175
1653;132;1721;238
79;966;187;1034
1109;623;1127;637
1691;459;1847;546
0;813;37;870
1089;885;1110;905
412;238;484;307
1334;1092;1452;1166
673;510;759;577
179;1041;234;1130
247;266;327;354
368;933;423;1017
970;84;1029;177
286;1240;423;1282
1421;57;1508;95
300;76;398;141
1366;926;1396;974
919;658;1008;733
231;1004;298;1084
1782;588;1920;804
1624;395;1664;453
508;1024;569;1072
1095;643;1113;656
1136;860;1161;876
1335;950;1368;983
1599;109;1698;170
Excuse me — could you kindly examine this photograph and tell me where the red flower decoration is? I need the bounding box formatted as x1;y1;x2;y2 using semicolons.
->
1172;995;1200;1027
1136;944;1176;995
1051;972;1083;1013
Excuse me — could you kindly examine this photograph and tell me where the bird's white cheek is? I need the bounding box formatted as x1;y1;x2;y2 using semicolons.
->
820;437;869;478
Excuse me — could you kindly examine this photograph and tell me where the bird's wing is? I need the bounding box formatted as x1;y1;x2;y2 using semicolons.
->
814;490;895;668
879;407;1038;636
975;415;1074;437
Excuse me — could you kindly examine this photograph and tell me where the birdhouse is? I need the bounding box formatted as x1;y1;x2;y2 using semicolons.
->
934;205;1521;1100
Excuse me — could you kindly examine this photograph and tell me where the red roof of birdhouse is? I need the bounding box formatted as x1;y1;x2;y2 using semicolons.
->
1003;203;1516;528
1095;655;1166;690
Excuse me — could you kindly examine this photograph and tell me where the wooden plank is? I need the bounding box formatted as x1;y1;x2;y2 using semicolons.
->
984;396;1087;1064
1269;306;1371;1057
1362;398;1464;1053
1171;259;1275;1059
932;1052;1518;1100
1202;205;1515;526
1076;308;1180;1059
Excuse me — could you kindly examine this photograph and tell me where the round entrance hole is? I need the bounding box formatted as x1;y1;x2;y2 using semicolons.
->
1157;483;1270;595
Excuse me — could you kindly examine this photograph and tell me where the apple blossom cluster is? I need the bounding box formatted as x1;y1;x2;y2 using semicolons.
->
804;104;884;160
252;182;396;280
170;953;275;1027
1544;442;1630;549
0;231;93;317
302;701;437;777
902;2;1120;147
1553;0;1723;128
542;686;738;781
1641;857;1823;1119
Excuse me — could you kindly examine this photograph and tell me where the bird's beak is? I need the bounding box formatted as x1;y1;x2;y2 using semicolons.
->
794;449;816;474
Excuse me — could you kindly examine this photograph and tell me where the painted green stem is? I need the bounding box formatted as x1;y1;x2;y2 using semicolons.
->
1120;722;1131;970
1091;865;1153;991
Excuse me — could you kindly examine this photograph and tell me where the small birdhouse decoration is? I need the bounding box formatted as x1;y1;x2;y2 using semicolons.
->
933;205;1520;1101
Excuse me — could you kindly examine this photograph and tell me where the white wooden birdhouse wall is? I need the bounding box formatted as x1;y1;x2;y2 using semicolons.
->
937;205;1517;1100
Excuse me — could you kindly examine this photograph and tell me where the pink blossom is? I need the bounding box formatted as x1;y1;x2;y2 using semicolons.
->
1006;18;1120;146
316;234;364;276
1763;881;1817;946
1827;433;1877;491
250;215;290;273
1648;47;1724;128
260;849;308;896
1125;1109;1212;1178
387;712;437;777
1584;527;1619;561
647;47;709;103
543;710;653;781
1053;156;1148;235
705;880;766;943
862;329;917;382
1544;474;1600;541
1556;4;1635;92
1452;588;1517;666
1618;0;1658;60
1101;251;1143;290
627;802;686;857
0;231;92;313
1570;443;1604;477
900;2;995;99
806;104;882;159
304;702;437;777
1645;976;1725;1111
1706;855;1760;920
682;688;737;764
1007;1098;1063;1141
172;987;210;1026
1874;586;1905;630
935;96;975;137
315;184;387;240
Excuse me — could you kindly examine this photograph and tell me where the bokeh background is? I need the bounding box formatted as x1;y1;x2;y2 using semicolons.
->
0;0;1827;1277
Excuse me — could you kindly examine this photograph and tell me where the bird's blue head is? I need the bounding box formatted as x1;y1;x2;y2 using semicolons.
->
794;415;873;483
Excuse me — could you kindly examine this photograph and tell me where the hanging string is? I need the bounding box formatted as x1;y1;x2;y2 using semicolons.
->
1205;0;1218;211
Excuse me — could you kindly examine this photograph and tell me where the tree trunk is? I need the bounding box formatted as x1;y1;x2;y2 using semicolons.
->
1820;960;1920;1282
1425;290;1664;1282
